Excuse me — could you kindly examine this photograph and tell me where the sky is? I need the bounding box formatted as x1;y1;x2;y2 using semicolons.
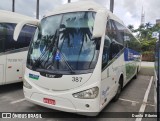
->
0;0;159;29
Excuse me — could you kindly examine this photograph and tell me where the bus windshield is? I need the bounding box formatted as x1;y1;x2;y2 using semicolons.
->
27;11;101;74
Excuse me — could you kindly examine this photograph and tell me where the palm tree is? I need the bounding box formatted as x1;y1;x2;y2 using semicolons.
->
127;25;134;32
42;33;59;68
145;22;152;29
59;20;76;48
76;12;93;68
136;24;145;39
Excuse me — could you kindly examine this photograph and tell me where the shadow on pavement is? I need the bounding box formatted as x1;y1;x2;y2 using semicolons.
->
0;82;23;94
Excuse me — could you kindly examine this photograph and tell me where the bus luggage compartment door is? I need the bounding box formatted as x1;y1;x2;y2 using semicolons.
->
5;55;23;84
0;65;4;85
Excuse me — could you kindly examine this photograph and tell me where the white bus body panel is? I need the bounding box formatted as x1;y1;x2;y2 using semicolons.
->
0;64;4;85
24;58;102;114
5;51;28;85
0;55;6;85
25;69;92;91
100;53;125;109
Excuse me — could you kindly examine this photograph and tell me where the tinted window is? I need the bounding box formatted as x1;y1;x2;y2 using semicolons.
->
27;11;100;72
0;23;36;52
109;41;123;60
106;20;124;45
0;24;5;53
0;23;16;52
125;30;141;52
105;20;124;60
16;25;36;49
102;35;111;69
113;21;125;45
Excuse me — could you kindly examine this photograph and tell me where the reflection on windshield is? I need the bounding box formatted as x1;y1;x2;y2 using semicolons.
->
27;11;101;74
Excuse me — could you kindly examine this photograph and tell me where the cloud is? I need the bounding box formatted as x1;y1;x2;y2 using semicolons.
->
39;0;63;18
143;0;160;23
0;0;159;28
15;0;36;17
0;0;11;11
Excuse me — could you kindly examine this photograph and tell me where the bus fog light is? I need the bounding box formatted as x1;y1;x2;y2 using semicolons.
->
73;87;99;99
23;79;32;89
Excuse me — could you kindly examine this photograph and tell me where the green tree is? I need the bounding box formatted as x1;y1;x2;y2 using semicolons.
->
127;23;160;61
145;22;152;29
127;25;134;32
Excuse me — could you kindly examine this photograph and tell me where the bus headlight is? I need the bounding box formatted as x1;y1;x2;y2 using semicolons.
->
23;79;32;89
73;87;99;99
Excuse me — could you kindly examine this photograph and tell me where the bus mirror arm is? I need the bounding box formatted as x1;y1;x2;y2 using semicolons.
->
13;20;40;41
92;9;108;39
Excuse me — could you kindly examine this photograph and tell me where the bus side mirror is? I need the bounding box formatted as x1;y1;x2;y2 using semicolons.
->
92;9;107;39
13;20;40;41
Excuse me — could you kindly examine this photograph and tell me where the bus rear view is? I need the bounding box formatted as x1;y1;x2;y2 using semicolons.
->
14;1;141;116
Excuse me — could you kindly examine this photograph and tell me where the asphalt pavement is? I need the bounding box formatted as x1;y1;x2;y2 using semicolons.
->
0;72;156;121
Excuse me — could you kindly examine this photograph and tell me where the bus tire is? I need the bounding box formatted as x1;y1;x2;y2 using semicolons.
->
133;68;139;79
112;77;123;102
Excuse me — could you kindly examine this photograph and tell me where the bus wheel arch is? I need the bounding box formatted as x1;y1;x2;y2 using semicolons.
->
133;67;139;79
119;74;124;88
112;74;123;102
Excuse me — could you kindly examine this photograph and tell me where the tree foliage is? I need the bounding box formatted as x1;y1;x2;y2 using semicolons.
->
127;23;160;53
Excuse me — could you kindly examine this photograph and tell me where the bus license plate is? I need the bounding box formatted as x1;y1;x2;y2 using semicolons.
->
43;98;56;105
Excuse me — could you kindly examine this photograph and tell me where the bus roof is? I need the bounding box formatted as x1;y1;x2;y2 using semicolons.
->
45;1;124;25
0;10;37;23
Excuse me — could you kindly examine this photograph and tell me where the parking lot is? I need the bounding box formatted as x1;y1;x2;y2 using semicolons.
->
0;65;156;121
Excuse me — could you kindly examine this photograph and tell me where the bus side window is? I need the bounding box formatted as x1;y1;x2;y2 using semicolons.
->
109;42;121;60
106;19;124;61
16;25;36;49
102;21;112;69
102;36;111;69
0;24;5;53
127;31;141;53
3;23;16;52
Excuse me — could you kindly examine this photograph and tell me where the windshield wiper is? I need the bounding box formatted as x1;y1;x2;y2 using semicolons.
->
31;30;75;74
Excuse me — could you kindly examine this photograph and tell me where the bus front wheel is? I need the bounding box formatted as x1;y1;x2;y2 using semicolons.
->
112;78;123;102
133;68;139;79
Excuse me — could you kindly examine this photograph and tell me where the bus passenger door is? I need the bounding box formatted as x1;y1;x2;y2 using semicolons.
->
101;67;114;107
100;37;115;107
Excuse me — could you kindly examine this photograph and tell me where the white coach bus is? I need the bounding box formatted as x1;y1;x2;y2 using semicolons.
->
14;1;141;115
0;10;37;85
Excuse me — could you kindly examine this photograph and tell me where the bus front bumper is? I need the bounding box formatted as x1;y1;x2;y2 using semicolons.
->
23;87;100;116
